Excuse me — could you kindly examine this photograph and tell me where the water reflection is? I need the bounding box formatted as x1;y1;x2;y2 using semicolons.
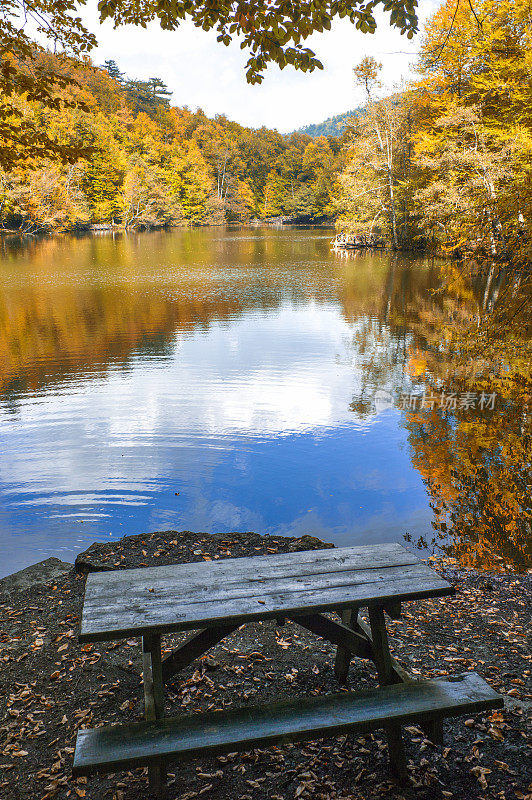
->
397;273;532;573
0;227;528;574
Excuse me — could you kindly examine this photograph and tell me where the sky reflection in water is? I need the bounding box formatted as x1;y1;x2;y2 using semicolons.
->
0;228;439;574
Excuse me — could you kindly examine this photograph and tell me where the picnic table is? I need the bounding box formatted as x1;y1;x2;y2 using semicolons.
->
73;543;502;797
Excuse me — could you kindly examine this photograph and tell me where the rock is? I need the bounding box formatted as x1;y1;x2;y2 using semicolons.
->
73;530;334;575
288;535;334;551
75;542;115;574
74;557;113;575
0;557;72;593
75;555;114;575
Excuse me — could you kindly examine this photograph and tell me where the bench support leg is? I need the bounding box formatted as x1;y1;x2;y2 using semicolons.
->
368;606;408;783
143;634;167;799
359;612;443;746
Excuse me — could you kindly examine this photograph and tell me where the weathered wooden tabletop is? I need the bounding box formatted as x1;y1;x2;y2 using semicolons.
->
79;543;453;643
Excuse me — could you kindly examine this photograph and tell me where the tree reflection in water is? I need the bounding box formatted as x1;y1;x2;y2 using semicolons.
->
338;247;531;571
403;260;531;572
0;230;530;572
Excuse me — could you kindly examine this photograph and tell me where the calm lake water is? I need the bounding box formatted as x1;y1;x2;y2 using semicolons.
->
0;227;524;576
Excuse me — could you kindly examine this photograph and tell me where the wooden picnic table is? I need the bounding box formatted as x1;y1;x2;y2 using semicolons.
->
73;543;502;797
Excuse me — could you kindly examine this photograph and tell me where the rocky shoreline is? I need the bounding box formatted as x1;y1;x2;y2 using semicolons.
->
0;529;530;800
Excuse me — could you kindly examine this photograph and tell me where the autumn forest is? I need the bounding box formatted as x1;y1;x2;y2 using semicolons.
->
1;53;342;231
0;0;530;265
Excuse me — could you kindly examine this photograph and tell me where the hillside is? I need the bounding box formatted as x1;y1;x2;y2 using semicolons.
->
294;109;362;138
0;57;341;232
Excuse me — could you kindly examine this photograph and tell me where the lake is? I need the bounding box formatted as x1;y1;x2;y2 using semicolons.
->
0;227;527;576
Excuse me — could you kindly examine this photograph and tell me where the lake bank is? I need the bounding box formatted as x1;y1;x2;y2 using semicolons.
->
0;529;530;800
0;218;337;240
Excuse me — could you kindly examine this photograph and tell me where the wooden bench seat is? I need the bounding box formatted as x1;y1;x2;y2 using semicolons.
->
73;672;502;778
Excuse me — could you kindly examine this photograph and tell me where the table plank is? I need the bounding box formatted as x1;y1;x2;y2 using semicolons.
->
79;544;453;643
85;561;437;608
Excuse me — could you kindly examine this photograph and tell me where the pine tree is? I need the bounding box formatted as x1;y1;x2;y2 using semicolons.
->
102;60;125;84
124;78;172;117
147;78;172;107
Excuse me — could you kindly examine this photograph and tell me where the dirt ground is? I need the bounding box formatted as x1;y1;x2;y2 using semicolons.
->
0;530;530;800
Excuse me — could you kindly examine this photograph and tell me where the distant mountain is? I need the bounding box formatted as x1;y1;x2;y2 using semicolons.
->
294;109;363;138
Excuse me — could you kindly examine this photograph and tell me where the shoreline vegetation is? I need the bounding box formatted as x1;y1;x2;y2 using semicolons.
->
0;217;337;238
0;55;342;238
0;0;531;279
0;529;530;800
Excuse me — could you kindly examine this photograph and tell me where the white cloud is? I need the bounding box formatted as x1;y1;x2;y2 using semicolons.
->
0;304;384;499
83;0;442;132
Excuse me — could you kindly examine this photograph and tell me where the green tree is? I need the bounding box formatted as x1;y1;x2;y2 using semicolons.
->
124;77;173;117
102;60;125;84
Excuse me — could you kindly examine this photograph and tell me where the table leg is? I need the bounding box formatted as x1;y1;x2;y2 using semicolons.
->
334;607;360;683
143;634;167;798
368;606;408;782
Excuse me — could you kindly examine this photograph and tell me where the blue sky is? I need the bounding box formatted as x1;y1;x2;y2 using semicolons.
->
83;0;441;132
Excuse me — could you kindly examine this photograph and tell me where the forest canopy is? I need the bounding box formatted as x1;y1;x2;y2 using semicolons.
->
1;0;531;273
0;0;419;169
0;56;340;232
335;0;532;264
295;110;363;138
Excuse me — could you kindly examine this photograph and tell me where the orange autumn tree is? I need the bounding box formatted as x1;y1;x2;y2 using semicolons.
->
1;0;420;170
372;0;532;572
398;272;532;572
413;0;532;268
403;397;532;572
0;54;341;231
